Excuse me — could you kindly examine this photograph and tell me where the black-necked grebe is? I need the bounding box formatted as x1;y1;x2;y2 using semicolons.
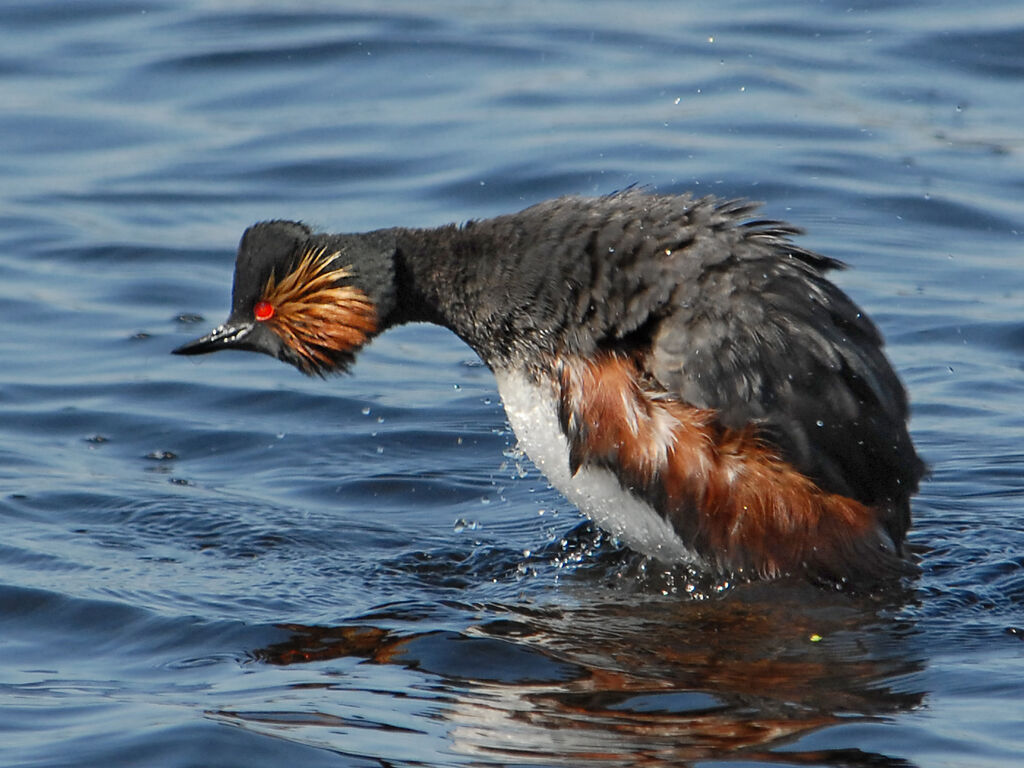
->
174;191;924;587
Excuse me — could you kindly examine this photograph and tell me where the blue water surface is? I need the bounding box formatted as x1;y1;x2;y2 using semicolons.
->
1;1;1022;766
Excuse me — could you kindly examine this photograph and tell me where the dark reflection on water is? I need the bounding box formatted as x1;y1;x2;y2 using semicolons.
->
2;0;1024;766
239;583;923;766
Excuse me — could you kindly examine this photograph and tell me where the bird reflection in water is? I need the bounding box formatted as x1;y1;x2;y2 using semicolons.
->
219;583;923;767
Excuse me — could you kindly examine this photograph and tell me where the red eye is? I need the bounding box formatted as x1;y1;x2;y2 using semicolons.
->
253;301;275;321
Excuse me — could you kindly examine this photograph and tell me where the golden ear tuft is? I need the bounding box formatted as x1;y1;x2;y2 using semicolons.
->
260;245;377;373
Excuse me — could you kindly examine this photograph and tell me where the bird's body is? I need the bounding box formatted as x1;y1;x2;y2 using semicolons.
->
175;191;924;587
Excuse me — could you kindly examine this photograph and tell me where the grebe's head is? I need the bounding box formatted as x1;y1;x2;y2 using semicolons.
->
174;220;396;376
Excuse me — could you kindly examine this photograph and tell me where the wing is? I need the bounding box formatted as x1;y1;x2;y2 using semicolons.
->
644;215;923;546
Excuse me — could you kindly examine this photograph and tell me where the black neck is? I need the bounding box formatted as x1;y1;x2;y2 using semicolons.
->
387;222;569;369
374;194;706;370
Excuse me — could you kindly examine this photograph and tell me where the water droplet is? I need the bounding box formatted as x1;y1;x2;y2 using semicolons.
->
816;420;825;427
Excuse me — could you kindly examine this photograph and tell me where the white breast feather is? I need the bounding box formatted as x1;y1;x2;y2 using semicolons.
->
494;369;698;564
